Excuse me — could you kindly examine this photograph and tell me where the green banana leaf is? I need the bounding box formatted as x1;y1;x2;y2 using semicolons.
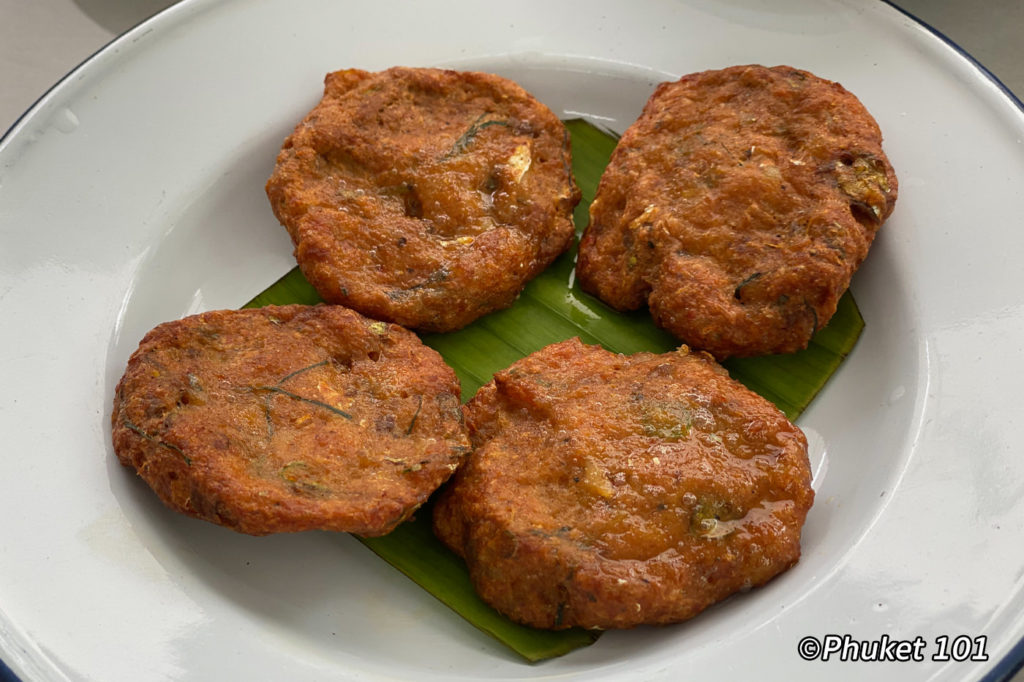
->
244;119;863;661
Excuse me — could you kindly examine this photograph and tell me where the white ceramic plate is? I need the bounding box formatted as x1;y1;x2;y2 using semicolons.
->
2;0;1024;680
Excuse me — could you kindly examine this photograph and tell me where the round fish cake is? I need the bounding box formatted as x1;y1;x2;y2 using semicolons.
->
577;64;898;358
266;66;581;332
112;304;469;536
433;338;813;630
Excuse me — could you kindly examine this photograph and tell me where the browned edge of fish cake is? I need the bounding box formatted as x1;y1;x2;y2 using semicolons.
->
266;66;581;333
433;337;814;629
576;64;897;358
112;304;470;536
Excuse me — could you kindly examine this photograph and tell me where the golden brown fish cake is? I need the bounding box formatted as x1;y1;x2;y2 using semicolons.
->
266;66;580;332
112;304;469;536
577;64;898;358
433;338;813;630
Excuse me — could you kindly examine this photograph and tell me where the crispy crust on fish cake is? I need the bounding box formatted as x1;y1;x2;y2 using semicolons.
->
577;64;897;358
433;338;813;629
266;67;580;332
112;304;469;536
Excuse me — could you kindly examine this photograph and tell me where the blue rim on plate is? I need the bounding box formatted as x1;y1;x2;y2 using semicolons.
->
0;657;17;682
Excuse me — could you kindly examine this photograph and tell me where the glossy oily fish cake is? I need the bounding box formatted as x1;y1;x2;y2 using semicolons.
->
433;337;814;629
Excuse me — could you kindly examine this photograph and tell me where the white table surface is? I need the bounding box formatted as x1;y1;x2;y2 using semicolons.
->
1;1;1023;681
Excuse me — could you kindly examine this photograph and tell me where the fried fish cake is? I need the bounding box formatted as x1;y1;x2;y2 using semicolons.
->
433;338;813;630
111;304;469;536
266;66;580;333
577;64;898;358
